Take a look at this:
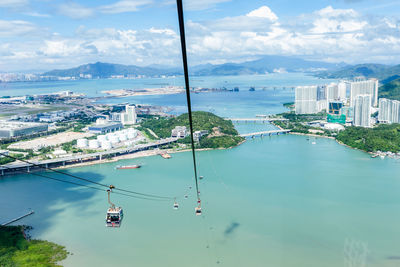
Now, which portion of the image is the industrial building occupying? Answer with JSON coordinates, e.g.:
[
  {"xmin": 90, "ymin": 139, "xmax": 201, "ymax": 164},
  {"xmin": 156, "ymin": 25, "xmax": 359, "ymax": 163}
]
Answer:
[
  {"xmin": 0, "ymin": 121, "xmax": 48, "ymax": 138},
  {"xmin": 88, "ymin": 122, "xmax": 123, "ymax": 134},
  {"xmin": 171, "ymin": 126, "xmax": 188, "ymax": 138}
]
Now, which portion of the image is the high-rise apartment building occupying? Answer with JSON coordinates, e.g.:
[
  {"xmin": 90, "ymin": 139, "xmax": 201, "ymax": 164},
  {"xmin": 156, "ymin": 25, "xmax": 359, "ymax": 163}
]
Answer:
[
  {"xmin": 121, "ymin": 104, "xmax": 137, "ymax": 125},
  {"xmin": 349, "ymin": 79, "xmax": 379, "ymax": 107},
  {"xmin": 378, "ymin": 98, "xmax": 400, "ymax": 123},
  {"xmin": 295, "ymin": 86, "xmax": 318, "ymax": 114},
  {"xmin": 353, "ymin": 95, "xmax": 372, "ymax": 127}
]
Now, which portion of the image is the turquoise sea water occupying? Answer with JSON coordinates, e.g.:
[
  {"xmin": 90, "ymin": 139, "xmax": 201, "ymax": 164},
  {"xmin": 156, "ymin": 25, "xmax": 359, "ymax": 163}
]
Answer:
[{"xmin": 1, "ymin": 74, "xmax": 400, "ymax": 266}]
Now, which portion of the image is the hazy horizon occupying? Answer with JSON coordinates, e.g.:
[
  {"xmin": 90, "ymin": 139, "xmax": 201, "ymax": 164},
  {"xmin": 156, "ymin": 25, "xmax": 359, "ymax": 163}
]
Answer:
[{"xmin": 1, "ymin": 0, "xmax": 400, "ymax": 71}]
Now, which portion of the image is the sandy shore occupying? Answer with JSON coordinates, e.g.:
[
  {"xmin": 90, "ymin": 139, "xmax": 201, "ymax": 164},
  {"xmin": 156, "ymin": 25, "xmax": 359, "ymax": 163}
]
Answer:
[
  {"xmin": 54, "ymin": 147, "xmax": 216, "ymax": 170},
  {"xmin": 289, "ymin": 132, "xmax": 335, "ymax": 140}
]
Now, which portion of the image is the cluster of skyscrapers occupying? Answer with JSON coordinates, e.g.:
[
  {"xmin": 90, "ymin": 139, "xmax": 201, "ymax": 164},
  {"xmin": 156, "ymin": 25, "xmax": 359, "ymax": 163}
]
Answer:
[{"xmin": 295, "ymin": 78, "xmax": 379, "ymax": 127}]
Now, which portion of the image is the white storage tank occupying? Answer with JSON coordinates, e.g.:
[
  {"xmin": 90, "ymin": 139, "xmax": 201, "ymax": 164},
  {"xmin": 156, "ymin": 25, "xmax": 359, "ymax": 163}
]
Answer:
[
  {"xmin": 101, "ymin": 140, "xmax": 112, "ymax": 150},
  {"xmin": 97, "ymin": 135, "xmax": 107, "ymax": 142},
  {"xmin": 127, "ymin": 131, "xmax": 138, "ymax": 139},
  {"xmin": 109, "ymin": 135, "xmax": 120, "ymax": 144},
  {"xmin": 118, "ymin": 133, "xmax": 128, "ymax": 142},
  {"xmin": 77, "ymin": 138, "xmax": 88, "ymax": 148},
  {"xmin": 88, "ymin": 140, "xmax": 100, "ymax": 149}
]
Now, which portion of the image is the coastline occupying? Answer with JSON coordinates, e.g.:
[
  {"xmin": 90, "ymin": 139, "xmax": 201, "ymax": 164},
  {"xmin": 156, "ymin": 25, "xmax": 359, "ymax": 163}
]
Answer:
[{"xmin": 53, "ymin": 147, "xmax": 222, "ymax": 170}]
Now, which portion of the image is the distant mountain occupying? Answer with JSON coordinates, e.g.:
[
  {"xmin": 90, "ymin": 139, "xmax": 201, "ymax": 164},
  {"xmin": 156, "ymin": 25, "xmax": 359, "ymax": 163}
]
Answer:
[
  {"xmin": 42, "ymin": 56, "xmax": 344, "ymax": 79},
  {"xmin": 192, "ymin": 56, "xmax": 343, "ymax": 76},
  {"xmin": 316, "ymin": 63, "xmax": 400, "ymax": 84},
  {"xmin": 379, "ymin": 78, "xmax": 400, "ymax": 100},
  {"xmin": 43, "ymin": 62, "xmax": 181, "ymax": 78}
]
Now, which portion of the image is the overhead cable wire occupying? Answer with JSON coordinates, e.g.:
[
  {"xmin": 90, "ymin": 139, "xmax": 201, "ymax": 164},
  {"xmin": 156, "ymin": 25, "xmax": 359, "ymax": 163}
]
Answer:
[
  {"xmin": 0, "ymin": 153, "xmax": 173, "ymax": 200},
  {"xmin": 0, "ymin": 164, "xmax": 169, "ymax": 202},
  {"xmin": 176, "ymin": 0, "xmax": 201, "ymax": 201}
]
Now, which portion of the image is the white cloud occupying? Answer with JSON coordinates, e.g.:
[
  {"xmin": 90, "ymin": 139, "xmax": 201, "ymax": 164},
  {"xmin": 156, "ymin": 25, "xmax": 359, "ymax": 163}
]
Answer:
[
  {"xmin": 99, "ymin": 0, "xmax": 152, "ymax": 14},
  {"xmin": 0, "ymin": 20, "xmax": 37, "ymax": 37},
  {"xmin": 3, "ymin": 4, "xmax": 400, "ymax": 71},
  {"xmin": 246, "ymin": 6, "xmax": 278, "ymax": 22},
  {"xmin": 184, "ymin": 0, "xmax": 231, "ymax": 11},
  {"xmin": 24, "ymin": 12, "xmax": 51, "ymax": 18},
  {"xmin": 58, "ymin": 2, "xmax": 94, "ymax": 19},
  {"xmin": 0, "ymin": 0, "xmax": 29, "ymax": 8}
]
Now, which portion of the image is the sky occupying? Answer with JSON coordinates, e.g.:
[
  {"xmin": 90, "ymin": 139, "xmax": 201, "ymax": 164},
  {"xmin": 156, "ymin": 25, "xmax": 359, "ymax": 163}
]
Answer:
[{"xmin": 1, "ymin": 0, "xmax": 400, "ymax": 72}]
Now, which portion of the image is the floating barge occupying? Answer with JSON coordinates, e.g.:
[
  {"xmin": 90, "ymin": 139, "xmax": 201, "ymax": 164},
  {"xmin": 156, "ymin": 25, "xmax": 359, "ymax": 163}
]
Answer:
[{"xmin": 116, "ymin": 165, "xmax": 141, "ymax": 170}]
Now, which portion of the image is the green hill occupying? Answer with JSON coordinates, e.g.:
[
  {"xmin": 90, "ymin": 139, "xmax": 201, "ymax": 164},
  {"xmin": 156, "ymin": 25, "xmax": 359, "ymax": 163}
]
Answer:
[
  {"xmin": 0, "ymin": 225, "xmax": 68, "ymax": 266},
  {"xmin": 336, "ymin": 124, "xmax": 400, "ymax": 153},
  {"xmin": 316, "ymin": 63, "xmax": 400, "ymax": 83},
  {"xmin": 379, "ymin": 78, "xmax": 400, "ymax": 100},
  {"xmin": 140, "ymin": 111, "xmax": 244, "ymax": 149}
]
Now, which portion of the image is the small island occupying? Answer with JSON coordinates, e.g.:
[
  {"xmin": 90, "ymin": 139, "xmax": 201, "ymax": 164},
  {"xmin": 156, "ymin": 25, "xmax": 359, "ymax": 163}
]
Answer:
[
  {"xmin": 140, "ymin": 111, "xmax": 244, "ymax": 149},
  {"xmin": 0, "ymin": 225, "xmax": 68, "ymax": 266}
]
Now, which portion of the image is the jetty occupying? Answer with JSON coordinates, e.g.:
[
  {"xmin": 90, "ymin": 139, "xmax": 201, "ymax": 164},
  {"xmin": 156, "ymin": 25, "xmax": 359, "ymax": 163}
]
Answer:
[{"xmin": 1, "ymin": 210, "xmax": 35, "ymax": 226}]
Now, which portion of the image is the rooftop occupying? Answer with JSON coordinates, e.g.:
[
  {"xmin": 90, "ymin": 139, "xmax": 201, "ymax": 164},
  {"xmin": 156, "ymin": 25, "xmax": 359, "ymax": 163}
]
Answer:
[{"xmin": 0, "ymin": 121, "xmax": 47, "ymax": 130}]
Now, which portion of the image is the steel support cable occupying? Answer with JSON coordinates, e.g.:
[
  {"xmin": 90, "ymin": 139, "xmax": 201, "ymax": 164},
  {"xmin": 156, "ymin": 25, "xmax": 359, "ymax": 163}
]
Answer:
[
  {"xmin": 0, "ymin": 164, "xmax": 169, "ymax": 202},
  {"xmin": 0, "ymin": 153, "xmax": 173, "ymax": 200},
  {"xmin": 176, "ymin": 0, "xmax": 201, "ymax": 201}
]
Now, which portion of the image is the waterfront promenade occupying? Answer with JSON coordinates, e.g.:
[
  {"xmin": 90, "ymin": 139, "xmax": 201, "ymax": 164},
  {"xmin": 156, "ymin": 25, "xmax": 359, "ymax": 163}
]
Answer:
[{"xmin": 0, "ymin": 137, "xmax": 179, "ymax": 176}]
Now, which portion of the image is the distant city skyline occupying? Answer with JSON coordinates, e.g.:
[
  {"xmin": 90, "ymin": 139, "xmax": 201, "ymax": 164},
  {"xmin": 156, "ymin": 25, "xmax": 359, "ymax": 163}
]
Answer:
[{"xmin": 1, "ymin": 0, "xmax": 400, "ymax": 71}]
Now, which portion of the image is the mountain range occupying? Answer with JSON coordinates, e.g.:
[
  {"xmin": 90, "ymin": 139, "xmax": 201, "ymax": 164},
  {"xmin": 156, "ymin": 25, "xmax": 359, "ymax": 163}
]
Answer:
[
  {"xmin": 42, "ymin": 56, "xmax": 345, "ymax": 78},
  {"xmin": 316, "ymin": 63, "xmax": 400, "ymax": 84}
]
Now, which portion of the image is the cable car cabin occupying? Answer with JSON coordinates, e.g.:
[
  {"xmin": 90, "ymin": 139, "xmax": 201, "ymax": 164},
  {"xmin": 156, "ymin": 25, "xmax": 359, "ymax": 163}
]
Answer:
[
  {"xmin": 106, "ymin": 207, "xmax": 123, "ymax": 227},
  {"xmin": 195, "ymin": 206, "xmax": 202, "ymax": 216}
]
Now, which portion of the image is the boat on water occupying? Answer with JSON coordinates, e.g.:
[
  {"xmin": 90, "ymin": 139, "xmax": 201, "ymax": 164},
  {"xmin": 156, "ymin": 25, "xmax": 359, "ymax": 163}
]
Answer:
[
  {"xmin": 160, "ymin": 153, "xmax": 172, "ymax": 159},
  {"xmin": 116, "ymin": 165, "xmax": 141, "ymax": 170}
]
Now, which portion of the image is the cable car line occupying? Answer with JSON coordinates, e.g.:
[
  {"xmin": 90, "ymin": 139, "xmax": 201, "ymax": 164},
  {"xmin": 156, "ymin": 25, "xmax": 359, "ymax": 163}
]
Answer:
[
  {"xmin": 0, "ymin": 153, "xmax": 174, "ymax": 200},
  {"xmin": 176, "ymin": 0, "xmax": 201, "ymax": 203},
  {"xmin": 0, "ymin": 163, "xmax": 170, "ymax": 202}
]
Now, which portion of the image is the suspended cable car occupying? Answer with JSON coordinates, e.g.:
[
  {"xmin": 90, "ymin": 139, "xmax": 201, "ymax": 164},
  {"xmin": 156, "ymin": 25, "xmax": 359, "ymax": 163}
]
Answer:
[
  {"xmin": 195, "ymin": 204, "xmax": 202, "ymax": 216},
  {"xmin": 106, "ymin": 186, "xmax": 124, "ymax": 227},
  {"xmin": 173, "ymin": 199, "xmax": 179, "ymax": 210}
]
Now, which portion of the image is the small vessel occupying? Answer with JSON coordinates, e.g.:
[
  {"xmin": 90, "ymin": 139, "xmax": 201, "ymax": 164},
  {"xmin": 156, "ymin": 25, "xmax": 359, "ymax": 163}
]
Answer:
[
  {"xmin": 199, "ymin": 176, "xmax": 204, "ymax": 180},
  {"xmin": 312, "ymin": 142, "xmax": 316, "ymax": 145},
  {"xmin": 371, "ymin": 154, "xmax": 378, "ymax": 158},
  {"xmin": 249, "ymin": 87, "xmax": 255, "ymax": 91},
  {"xmin": 160, "ymin": 153, "xmax": 172, "ymax": 159},
  {"xmin": 116, "ymin": 165, "xmax": 141, "ymax": 169}
]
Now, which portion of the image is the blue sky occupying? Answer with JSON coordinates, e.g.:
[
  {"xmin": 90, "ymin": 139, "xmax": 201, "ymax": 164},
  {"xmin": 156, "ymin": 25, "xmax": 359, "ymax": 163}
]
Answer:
[{"xmin": 1, "ymin": 0, "xmax": 400, "ymax": 71}]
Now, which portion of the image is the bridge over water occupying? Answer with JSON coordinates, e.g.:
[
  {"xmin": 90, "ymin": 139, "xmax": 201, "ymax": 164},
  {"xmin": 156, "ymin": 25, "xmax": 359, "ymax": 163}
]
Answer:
[
  {"xmin": 226, "ymin": 118, "xmax": 288, "ymax": 123},
  {"xmin": 240, "ymin": 129, "xmax": 290, "ymax": 138}
]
